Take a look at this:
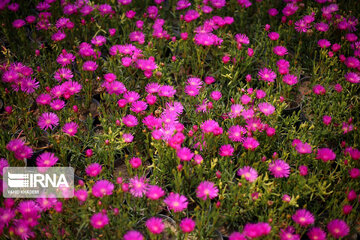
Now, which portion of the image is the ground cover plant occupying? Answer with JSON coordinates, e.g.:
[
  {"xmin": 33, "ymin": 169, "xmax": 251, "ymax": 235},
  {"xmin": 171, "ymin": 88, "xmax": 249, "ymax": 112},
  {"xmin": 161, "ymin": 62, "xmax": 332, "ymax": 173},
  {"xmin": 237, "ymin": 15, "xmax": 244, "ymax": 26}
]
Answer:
[{"xmin": 0, "ymin": 0, "xmax": 359, "ymax": 239}]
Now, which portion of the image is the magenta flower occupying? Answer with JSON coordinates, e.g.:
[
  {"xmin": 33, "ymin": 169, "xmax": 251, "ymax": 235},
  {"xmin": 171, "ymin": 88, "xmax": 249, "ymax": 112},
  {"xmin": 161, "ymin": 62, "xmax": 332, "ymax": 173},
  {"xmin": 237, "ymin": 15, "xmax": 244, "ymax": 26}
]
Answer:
[
  {"xmin": 316, "ymin": 148, "xmax": 336, "ymax": 162},
  {"xmin": 219, "ymin": 144, "xmax": 234, "ymax": 157},
  {"xmin": 146, "ymin": 185, "xmax": 165, "ymax": 200},
  {"xmin": 313, "ymin": 85, "xmax": 326, "ymax": 95},
  {"xmin": 129, "ymin": 176, "xmax": 148, "ymax": 197},
  {"xmin": 177, "ymin": 147, "xmax": 194, "ymax": 161},
  {"xmin": 282, "ymin": 74, "xmax": 298, "ymax": 85},
  {"xmin": 36, "ymin": 152, "xmax": 58, "ymax": 169},
  {"xmin": 129, "ymin": 157, "xmax": 142, "ymax": 169},
  {"xmin": 146, "ymin": 217, "xmax": 164, "ymax": 235},
  {"xmin": 85, "ymin": 163, "xmax": 102, "ymax": 177},
  {"xmin": 243, "ymin": 222, "xmax": 271, "ymax": 238},
  {"xmin": 237, "ymin": 166, "xmax": 258, "ymax": 182},
  {"xmin": 180, "ymin": 218, "xmax": 196, "ymax": 233},
  {"xmin": 122, "ymin": 115, "xmax": 138, "ymax": 127},
  {"xmin": 164, "ymin": 192, "xmax": 188, "ymax": 212},
  {"xmin": 268, "ymin": 160, "xmax": 290, "ymax": 178},
  {"xmin": 229, "ymin": 232, "xmax": 246, "ymax": 240},
  {"xmin": 295, "ymin": 142, "xmax": 312, "ymax": 154},
  {"xmin": 258, "ymin": 102, "xmax": 275, "ymax": 116},
  {"xmin": 327, "ymin": 219, "xmax": 349, "ymax": 239},
  {"xmin": 228, "ymin": 125, "xmax": 246, "ymax": 142},
  {"xmin": 38, "ymin": 112, "xmax": 59, "ymax": 130},
  {"xmin": 273, "ymin": 46, "xmax": 288, "ymax": 56},
  {"xmin": 344, "ymin": 72, "xmax": 360, "ymax": 84},
  {"xmin": 196, "ymin": 181, "xmax": 219, "ymax": 200},
  {"xmin": 201, "ymin": 120, "xmax": 219, "ymax": 133},
  {"xmin": 307, "ymin": 227, "xmax": 326, "ymax": 240},
  {"xmin": 92, "ymin": 180, "xmax": 114, "ymax": 198},
  {"xmin": 75, "ymin": 189, "xmax": 88, "ymax": 202},
  {"xmin": 258, "ymin": 68, "xmax": 276, "ymax": 82},
  {"xmin": 243, "ymin": 137, "xmax": 260, "ymax": 151},
  {"xmin": 62, "ymin": 122, "xmax": 78, "ymax": 136},
  {"xmin": 123, "ymin": 230, "xmax": 144, "ymax": 240},
  {"xmin": 82, "ymin": 61, "xmax": 98, "ymax": 71},
  {"xmin": 292, "ymin": 209, "xmax": 315, "ymax": 227},
  {"xmin": 90, "ymin": 213, "xmax": 109, "ymax": 229}
]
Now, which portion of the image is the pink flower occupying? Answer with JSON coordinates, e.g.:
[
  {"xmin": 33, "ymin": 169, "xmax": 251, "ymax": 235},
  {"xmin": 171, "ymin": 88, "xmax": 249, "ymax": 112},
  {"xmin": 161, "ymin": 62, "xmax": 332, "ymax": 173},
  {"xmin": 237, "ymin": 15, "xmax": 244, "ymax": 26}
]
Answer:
[
  {"xmin": 344, "ymin": 72, "xmax": 360, "ymax": 84},
  {"xmin": 299, "ymin": 165, "xmax": 308, "ymax": 176},
  {"xmin": 268, "ymin": 32, "xmax": 279, "ymax": 40},
  {"xmin": 123, "ymin": 133, "xmax": 134, "ymax": 143},
  {"xmin": 243, "ymin": 137, "xmax": 260, "ymax": 151},
  {"xmin": 323, "ymin": 115, "xmax": 332, "ymax": 125},
  {"xmin": 295, "ymin": 142, "xmax": 312, "ymax": 154},
  {"xmin": 129, "ymin": 157, "xmax": 142, "ymax": 169},
  {"xmin": 38, "ymin": 112, "xmax": 59, "ymax": 130},
  {"xmin": 62, "ymin": 122, "xmax": 78, "ymax": 136},
  {"xmin": 282, "ymin": 74, "xmax": 298, "ymax": 85},
  {"xmin": 164, "ymin": 192, "xmax": 188, "ymax": 212},
  {"xmin": 90, "ymin": 213, "xmax": 109, "ymax": 229},
  {"xmin": 75, "ymin": 189, "xmax": 88, "ymax": 202},
  {"xmin": 146, "ymin": 217, "xmax": 164, "ymax": 234},
  {"xmin": 122, "ymin": 115, "xmax": 138, "ymax": 127},
  {"xmin": 92, "ymin": 180, "xmax": 114, "ymax": 198},
  {"xmin": 146, "ymin": 185, "xmax": 165, "ymax": 200},
  {"xmin": 219, "ymin": 144, "xmax": 234, "ymax": 157},
  {"xmin": 268, "ymin": 160, "xmax": 290, "ymax": 178},
  {"xmin": 318, "ymin": 39, "xmax": 331, "ymax": 48},
  {"xmin": 184, "ymin": 9, "xmax": 200, "ymax": 22},
  {"xmin": 129, "ymin": 176, "xmax": 148, "ymax": 197},
  {"xmin": 273, "ymin": 46, "xmax": 288, "ymax": 56},
  {"xmin": 180, "ymin": 218, "xmax": 196, "ymax": 233},
  {"xmin": 85, "ymin": 163, "xmax": 102, "ymax": 177},
  {"xmin": 123, "ymin": 230, "xmax": 144, "ymax": 240},
  {"xmin": 258, "ymin": 68, "xmax": 276, "ymax": 82},
  {"xmin": 313, "ymin": 84, "xmax": 326, "ymax": 95},
  {"xmin": 258, "ymin": 102, "xmax": 275, "ymax": 116},
  {"xmin": 327, "ymin": 219, "xmax": 349, "ymax": 239},
  {"xmin": 177, "ymin": 147, "xmax": 194, "ymax": 161},
  {"xmin": 82, "ymin": 61, "xmax": 98, "ymax": 71},
  {"xmin": 228, "ymin": 125, "xmax": 246, "ymax": 142},
  {"xmin": 307, "ymin": 227, "xmax": 326, "ymax": 240},
  {"xmin": 292, "ymin": 209, "xmax": 315, "ymax": 227},
  {"xmin": 237, "ymin": 166, "xmax": 258, "ymax": 182},
  {"xmin": 36, "ymin": 152, "xmax": 58, "ymax": 169},
  {"xmin": 243, "ymin": 222, "xmax": 271, "ymax": 238},
  {"xmin": 316, "ymin": 148, "xmax": 336, "ymax": 162},
  {"xmin": 349, "ymin": 168, "xmax": 360, "ymax": 178},
  {"xmin": 201, "ymin": 120, "xmax": 219, "ymax": 134},
  {"xmin": 196, "ymin": 181, "xmax": 219, "ymax": 200}
]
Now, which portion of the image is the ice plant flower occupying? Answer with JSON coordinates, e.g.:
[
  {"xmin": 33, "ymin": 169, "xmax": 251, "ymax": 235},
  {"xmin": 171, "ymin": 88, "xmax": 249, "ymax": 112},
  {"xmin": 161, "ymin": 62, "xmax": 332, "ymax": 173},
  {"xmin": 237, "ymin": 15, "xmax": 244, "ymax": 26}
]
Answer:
[
  {"xmin": 146, "ymin": 185, "xmax": 165, "ymax": 200},
  {"xmin": 85, "ymin": 163, "xmax": 102, "ymax": 177},
  {"xmin": 307, "ymin": 227, "xmax": 326, "ymax": 240},
  {"xmin": 92, "ymin": 180, "xmax": 114, "ymax": 198},
  {"xmin": 258, "ymin": 102, "xmax": 275, "ymax": 116},
  {"xmin": 243, "ymin": 137, "xmax": 260, "ymax": 150},
  {"xmin": 196, "ymin": 181, "xmax": 219, "ymax": 200},
  {"xmin": 90, "ymin": 213, "xmax": 109, "ymax": 229},
  {"xmin": 316, "ymin": 148, "xmax": 336, "ymax": 162},
  {"xmin": 129, "ymin": 176, "xmax": 148, "ymax": 197},
  {"xmin": 327, "ymin": 219, "xmax": 349, "ymax": 239},
  {"xmin": 145, "ymin": 217, "xmax": 164, "ymax": 235},
  {"xmin": 36, "ymin": 152, "xmax": 58, "ymax": 170},
  {"xmin": 237, "ymin": 166, "xmax": 258, "ymax": 182},
  {"xmin": 62, "ymin": 122, "xmax": 78, "ymax": 136},
  {"xmin": 38, "ymin": 112, "xmax": 59, "ymax": 130},
  {"xmin": 292, "ymin": 209, "xmax": 315, "ymax": 227},
  {"xmin": 258, "ymin": 68, "xmax": 276, "ymax": 82},
  {"xmin": 268, "ymin": 160, "xmax": 290, "ymax": 178},
  {"xmin": 164, "ymin": 192, "xmax": 188, "ymax": 212},
  {"xmin": 179, "ymin": 218, "xmax": 196, "ymax": 233},
  {"xmin": 123, "ymin": 230, "xmax": 144, "ymax": 240}
]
